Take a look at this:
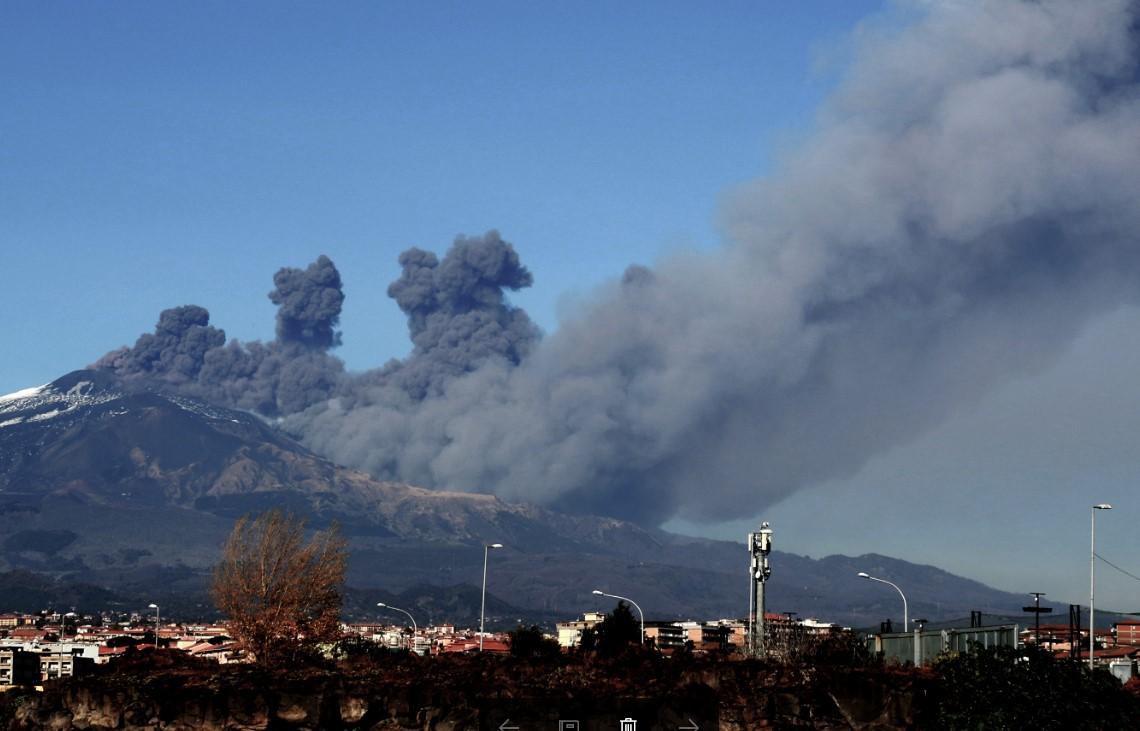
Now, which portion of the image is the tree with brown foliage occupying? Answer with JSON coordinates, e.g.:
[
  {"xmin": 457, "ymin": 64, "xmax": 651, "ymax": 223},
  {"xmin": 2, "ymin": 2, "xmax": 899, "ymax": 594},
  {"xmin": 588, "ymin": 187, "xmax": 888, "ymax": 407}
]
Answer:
[{"xmin": 211, "ymin": 510, "xmax": 347, "ymax": 666}]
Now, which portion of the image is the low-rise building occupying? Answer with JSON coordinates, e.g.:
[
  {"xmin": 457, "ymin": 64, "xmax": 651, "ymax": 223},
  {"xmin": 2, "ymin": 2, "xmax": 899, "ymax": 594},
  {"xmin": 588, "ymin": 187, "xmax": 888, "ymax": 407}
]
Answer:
[
  {"xmin": 0, "ymin": 641, "xmax": 101, "ymax": 663},
  {"xmin": 7, "ymin": 628, "xmax": 51, "ymax": 643},
  {"xmin": 800, "ymin": 618, "xmax": 843, "ymax": 634},
  {"xmin": 1023, "ymin": 622, "xmax": 1083, "ymax": 651},
  {"xmin": 644, "ymin": 622, "xmax": 685, "ymax": 651},
  {"xmin": 711, "ymin": 619, "xmax": 746, "ymax": 649},
  {"xmin": 440, "ymin": 637, "xmax": 509, "ymax": 654},
  {"xmin": 0, "ymin": 615, "xmax": 35, "ymax": 630},
  {"xmin": 0, "ymin": 648, "xmax": 39, "ymax": 686},
  {"xmin": 682, "ymin": 622, "xmax": 730, "ymax": 652},
  {"xmin": 556, "ymin": 612, "xmax": 606, "ymax": 648},
  {"xmin": 39, "ymin": 652, "xmax": 94, "ymax": 682},
  {"xmin": 186, "ymin": 640, "xmax": 244, "ymax": 664},
  {"xmin": 1116, "ymin": 620, "xmax": 1140, "ymax": 646}
]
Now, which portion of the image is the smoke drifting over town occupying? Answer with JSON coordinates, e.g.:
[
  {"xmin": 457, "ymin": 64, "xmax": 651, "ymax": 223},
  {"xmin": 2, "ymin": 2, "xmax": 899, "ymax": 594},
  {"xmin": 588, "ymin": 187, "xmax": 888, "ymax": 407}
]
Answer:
[{"xmin": 95, "ymin": 0, "xmax": 1140, "ymax": 525}]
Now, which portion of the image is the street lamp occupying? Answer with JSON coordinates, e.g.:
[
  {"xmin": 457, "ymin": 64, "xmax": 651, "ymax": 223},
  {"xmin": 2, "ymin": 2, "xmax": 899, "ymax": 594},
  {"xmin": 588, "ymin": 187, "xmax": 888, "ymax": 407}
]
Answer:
[
  {"xmin": 858, "ymin": 572, "xmax": 908, "ymax": 633},
  {"xmin": 480, "ymin": 543, "xmax": 503, "ymax": 651},
  {"xmin": 377, "ymin": 602, "xmax": 418, "ymax": 651},
  {"xmin": 1091, "ymin": 503, "xmax": 1112, "ymax": 669},
  {"xmin": 147, "ymin": 603, "xmax": 159, "ymax": 649},
  {"xmin": 593, "ymin": 589, "xmax": 644, "ymax": 645}
]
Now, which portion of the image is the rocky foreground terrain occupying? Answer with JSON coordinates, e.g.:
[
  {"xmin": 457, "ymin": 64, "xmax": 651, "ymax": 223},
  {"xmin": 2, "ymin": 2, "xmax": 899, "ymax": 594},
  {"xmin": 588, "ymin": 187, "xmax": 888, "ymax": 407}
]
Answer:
[
  {"xmin": 0, "ymin": 651, "xmax": 930, "ymax": 731},
  {"xmin": 6, "ymin": 641, "xmax": 1140, "ymax": 730}
]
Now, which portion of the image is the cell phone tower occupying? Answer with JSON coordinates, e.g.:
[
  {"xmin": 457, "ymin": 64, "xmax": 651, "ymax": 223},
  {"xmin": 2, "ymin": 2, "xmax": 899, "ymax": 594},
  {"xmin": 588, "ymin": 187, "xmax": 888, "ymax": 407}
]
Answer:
[{"xmin": 747, "ymin": 522, "xmax": 773, "ymax": 656}]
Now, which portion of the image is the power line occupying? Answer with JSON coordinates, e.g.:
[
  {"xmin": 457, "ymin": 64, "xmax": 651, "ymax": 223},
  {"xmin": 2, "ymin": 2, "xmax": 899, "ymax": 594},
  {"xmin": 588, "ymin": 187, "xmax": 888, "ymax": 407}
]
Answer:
[{"xmin": 1095, "ymin": 552, "xmax": 1140, "ymax": 584}]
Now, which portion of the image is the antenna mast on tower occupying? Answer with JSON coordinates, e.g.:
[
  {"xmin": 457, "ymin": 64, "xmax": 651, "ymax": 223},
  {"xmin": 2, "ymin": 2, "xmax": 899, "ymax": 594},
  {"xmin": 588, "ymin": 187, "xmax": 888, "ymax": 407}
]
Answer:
[{"xmin": 748, "ymin": 522, "xmax": 773, "ymax": 655}]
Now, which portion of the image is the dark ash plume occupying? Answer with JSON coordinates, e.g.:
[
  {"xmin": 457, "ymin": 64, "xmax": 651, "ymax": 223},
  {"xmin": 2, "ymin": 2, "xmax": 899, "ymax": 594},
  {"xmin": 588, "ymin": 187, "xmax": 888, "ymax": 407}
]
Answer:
[
  {"xmin": 94, "ymin": 0, "xmax": 1140, "ymax": 527},
  {"xmin": 284, "ymin": 0, "xmax": 1140, "ymax": 524},
  {"xmin": 270, "ymin": 254, "xmax": 344, "ymax": 349},
  {"xmin": 93, "ymin": 234, "xmax": 538, "ymax": 416},
  {"xmin": 94, "ymin": 305, "xmax": 226, "ymax": 385},
  {"xmin": 94, "ymin": 258, "xmax": 347, "ymax": 417},
  {"xmin": 196, "ymin": 340, "xmax": 345, "ymax": 417},
  {"xmin": 385, "ymin": 231, "xmax": 539, "ymax": 398}
]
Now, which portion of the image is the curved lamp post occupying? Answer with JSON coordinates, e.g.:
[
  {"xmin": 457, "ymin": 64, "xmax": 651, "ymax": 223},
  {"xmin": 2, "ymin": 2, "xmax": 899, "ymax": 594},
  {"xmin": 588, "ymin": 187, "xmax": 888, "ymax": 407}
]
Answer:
[
  {"xmin": 1091, "ymin": 503, "xmax": 1112, "ymax": 668},
  {"xmin": 593, "ymin": 589, "xmax": 644, "ymax": 645},
  {"xmin": 480, "ymin": 543, "xmax": 503, "ymax": 651},
  {"xmin": 377, "ymin": 602, "xmax": 417, "ymax": 650},
  {"xmin": 147, "ymin": 603, "xmax": 160, "ymax": 649},
  {"xmin": 857, "ymin": 572, "xmax": 907, "ymax": 633}
]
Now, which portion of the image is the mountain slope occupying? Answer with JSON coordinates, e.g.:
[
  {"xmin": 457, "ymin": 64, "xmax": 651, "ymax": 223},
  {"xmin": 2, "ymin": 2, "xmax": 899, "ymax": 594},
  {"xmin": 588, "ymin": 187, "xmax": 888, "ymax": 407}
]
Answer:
[
  {"xmin": 0, "ymin": 370, "xmax": 1060, "ymax": 627},
  {"xmin": 0, "ymin": 370, "xmax": 663, "ymax": 550}
]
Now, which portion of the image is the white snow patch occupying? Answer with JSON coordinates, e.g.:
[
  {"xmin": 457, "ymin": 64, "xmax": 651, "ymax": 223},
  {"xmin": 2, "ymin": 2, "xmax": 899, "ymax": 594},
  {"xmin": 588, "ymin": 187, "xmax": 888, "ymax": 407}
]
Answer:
[
  {"xmin": 27, "ymin": 409, "xmax": 62, "ymax": 422},
  {"xmin": 66, "ymin": 381, "xmax": 93, "ymax": 398},
  {"xmin": 0, "ymin": 385, "xmax": 46, "ymax": 404},
  {"xmin": 0, "ymin": 417, "xmax": 24, "ymax": 428}
]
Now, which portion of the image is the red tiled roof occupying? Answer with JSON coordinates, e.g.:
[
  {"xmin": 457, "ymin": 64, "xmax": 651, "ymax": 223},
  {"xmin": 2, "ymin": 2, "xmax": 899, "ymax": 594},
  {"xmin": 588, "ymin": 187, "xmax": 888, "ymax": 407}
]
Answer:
[
  {"xmin": 441, "ymin": 639, "xmax": 509, "ymax": 654},
  {"xmin": 189, "ymin": 642, "xmax": 238, "ymax": 656},
  {"xmin": 1067, "ymin": 646, "xmax": 1140, "ymax": 660}
]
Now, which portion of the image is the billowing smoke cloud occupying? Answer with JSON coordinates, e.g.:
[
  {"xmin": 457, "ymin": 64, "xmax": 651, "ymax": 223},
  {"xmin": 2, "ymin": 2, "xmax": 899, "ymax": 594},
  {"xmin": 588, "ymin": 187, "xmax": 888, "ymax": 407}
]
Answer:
[
  {"xmin": 270, "ymin": 254, "xmax": 344, "ymax": 349},
  {"xmin": 96, "ymin": 0, "xmax": 1140, "ymax": 526},
  {"xmin": 95, "ymin": 306, "xmax": 226, "ymax": 385},
  {"xmin": 95, "ymin": 258, "xmax": 348, "ymax": 417},
  {"xmin": 93, "ymin": 232, "xmax": 536, "ymax": 417},
  {"xmin": 384, "ymin": 231, "xmax": 540, "ymax": 399}
]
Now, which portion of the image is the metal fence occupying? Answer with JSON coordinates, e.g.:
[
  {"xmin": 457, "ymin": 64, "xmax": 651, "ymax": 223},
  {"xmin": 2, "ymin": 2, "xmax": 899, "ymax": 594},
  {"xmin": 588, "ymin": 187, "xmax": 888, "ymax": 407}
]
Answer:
[{"xmin": 866, "ymin": 624, "xmax": 1020, "ymax": 666}]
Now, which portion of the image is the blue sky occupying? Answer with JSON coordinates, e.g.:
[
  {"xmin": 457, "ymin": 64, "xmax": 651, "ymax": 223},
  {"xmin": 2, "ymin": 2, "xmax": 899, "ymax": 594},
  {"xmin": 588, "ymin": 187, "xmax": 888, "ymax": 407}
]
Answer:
[
  {"xmin": 2, "ymin": 1, "xmax": 879, "ymax": 392},
  {"xmin": 6, "ymin": 1, "xmax": 1140, "ymax": 613}
]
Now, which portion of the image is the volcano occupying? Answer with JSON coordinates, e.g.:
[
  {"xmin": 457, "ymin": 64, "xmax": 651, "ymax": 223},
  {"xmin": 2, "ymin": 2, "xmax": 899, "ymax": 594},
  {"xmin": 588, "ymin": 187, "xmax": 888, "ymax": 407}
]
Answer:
[{"xmin": 0, "ymin": 370, "xmax": 1052, "ymax": 626}]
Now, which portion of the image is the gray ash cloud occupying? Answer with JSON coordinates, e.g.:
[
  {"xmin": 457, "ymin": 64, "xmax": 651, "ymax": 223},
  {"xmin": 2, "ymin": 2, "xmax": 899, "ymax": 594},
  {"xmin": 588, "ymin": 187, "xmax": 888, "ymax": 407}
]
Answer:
[
  {"xmin": 93, "ymin": 232, "xmax": 537, "ymax": 418},
  {"xmin": 385, "ymin": 231, "xmax": 540, "ymax": 399},
  {"xmin": 94, "ymin": 260, "xmax": 348, "ymax": 417},
  {"xmin": 94, "ymin": 306, "xmax": 226, "ymax": 385},
  {"xmin": 270, "ymin": 254, "xmax": 345, "ymax": 349},
  {"xmin": 94, "ymin": 0, "xmax": 1140, "ymax": 525}
]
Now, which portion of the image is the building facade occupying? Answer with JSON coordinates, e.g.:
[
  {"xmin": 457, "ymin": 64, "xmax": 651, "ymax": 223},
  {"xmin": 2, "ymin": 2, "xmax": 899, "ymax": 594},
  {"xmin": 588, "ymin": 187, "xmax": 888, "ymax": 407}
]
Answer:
[{"xmin": 0, "ymin": 649, "xmax": 39, "ymax": 686}]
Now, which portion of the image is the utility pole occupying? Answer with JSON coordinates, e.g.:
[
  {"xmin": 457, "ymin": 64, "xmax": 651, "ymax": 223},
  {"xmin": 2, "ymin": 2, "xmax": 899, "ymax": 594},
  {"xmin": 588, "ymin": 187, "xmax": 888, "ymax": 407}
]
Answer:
[
  {"xmin": 1069, "ymin": 605, "xmax": 1082, "ymax": 661},
  {"xmin": 747, "ymin": 522, "xmax": 772, "ymax": 656},
  {"xmin": 1022, "ymin": 592, "xmax": 1052, "ymax": 651}
]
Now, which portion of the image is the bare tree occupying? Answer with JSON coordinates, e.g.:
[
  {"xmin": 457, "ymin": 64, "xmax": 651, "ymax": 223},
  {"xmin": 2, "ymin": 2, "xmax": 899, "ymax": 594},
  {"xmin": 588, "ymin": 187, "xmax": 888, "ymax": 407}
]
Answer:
[{"xmin": 211, "ymin": 509, "xmax": 347, "ymax": 666}]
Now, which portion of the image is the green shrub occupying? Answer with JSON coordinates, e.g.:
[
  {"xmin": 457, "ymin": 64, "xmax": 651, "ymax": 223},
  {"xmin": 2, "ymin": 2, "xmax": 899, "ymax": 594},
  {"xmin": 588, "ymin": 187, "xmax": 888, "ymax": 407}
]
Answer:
[{"xmin": 932, "ymin": 644, "xmax": 1139, "ymax": 730}]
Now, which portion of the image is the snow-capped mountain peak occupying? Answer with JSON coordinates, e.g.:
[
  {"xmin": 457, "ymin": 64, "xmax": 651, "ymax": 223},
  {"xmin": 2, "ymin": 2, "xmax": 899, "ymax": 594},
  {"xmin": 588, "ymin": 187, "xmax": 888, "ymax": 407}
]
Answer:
[{"xmin": 0, "ymin": 371, "xmax": 123, "ymax": 427}]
